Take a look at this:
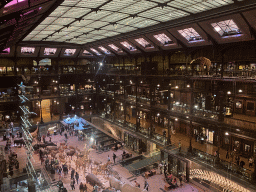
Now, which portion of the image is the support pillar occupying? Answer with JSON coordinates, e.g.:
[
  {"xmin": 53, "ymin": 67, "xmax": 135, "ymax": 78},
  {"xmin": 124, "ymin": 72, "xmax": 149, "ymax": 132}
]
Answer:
[
  {"xmin": 160, "ymin": 150, "xmax": 165, "ymax": 162},
  {"xmin": 40, "ymin": 100, "xmax": 43, "ymax": 124}
]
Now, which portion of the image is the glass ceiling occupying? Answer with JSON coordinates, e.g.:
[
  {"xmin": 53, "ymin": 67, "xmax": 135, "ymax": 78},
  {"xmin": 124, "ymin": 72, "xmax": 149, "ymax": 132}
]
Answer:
[
  {"xmin": 178, "ymin": 28, "xmax": 204, "ymax": 42},
  {"xmin": 22, "ymin": 0, "xmax": 234, "ymax": 45},
  {"xmin": 108, "ymin": 44, "xmax": 123, "ymax": 53},
  {"xmin": 99, "ymin": 46, "xmax": 111, "ymax": 54},
  {"xmin": 154, "ymin": 33, "xmax": 173, "ymax": 46},
  {"xmin": 90, "ymin": 48, "xmax": 101, "ymax": 55},
  {"xmin": 135, "ymin": 38, "xmax": 154, "ymax": 48},
  {"xmin": 211, "ymin": 19, "xmax": 241, "ymax": 37},
  {"xmin": 120, "ymin": 41, "xmax": 137, "ymax": 51}
]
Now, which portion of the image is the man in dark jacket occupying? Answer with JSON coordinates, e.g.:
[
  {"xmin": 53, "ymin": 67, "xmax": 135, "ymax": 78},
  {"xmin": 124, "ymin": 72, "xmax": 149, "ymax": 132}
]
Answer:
[
  {"xmin": 71, "ymin": 168, "xmax": 75, "ymax": 179},
  {"xmin": 75, "ymin": 172, "xmax": 79, "ymax": 184}
]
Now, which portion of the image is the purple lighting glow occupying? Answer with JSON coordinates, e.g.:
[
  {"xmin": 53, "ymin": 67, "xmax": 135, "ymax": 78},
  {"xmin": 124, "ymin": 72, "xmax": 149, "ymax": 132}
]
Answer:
[
  {"xmin": 5, "ymin": 0, "xmax": 25, "ymax": 8},
  {"xmin": 0, "ymin": 48, "xmax": 10, "ymax": 55},
  {"xmin": 64, "ymin": 49, "xmax": 76, "ymax": 56},
  {"xmin": 21, "ymin": 47, "xmax": 35, "ymax": 55}
]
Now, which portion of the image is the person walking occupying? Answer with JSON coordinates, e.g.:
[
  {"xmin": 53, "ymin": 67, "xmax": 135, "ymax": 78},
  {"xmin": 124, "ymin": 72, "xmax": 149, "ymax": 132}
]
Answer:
[
  {"xmin": 70, "ymin": 178, "xmax": 75, "ymax": 190},
  {"xmin": 135, "ymin": 181, "xmax": 140, "ymax": 188},
  {"xmin": 178, "ymin": 141, "xmax": 181, "ymax": 153},
  {"xmin": 113, "ymin": 153, "xmax": 116, "ymax": 164},
  {"xmin": 58, "ymin": 166, "xmax": 62, "ymax": 179},
  {"xmin": 83, "ymin": 183, "xmax": 87, "ymax": 192},
  {"xmin": 75, "ymin": 172, "xmax": 79, "ymax": 184},
  {"xmin": 144, "ymin": 180, "xmax": 149, "ymax": 191},
  {"xmin": 226, "ymin": 150, "xmax": 229, "ymax": 159},
  {"xmin": 107, "ymin": 155, "xmax": 110, "ymax": 162},
  {"xmin": 79, "ymin": 182, "xmax": 84, "ymax": 192},
  {"xmin": 71, "ymin": 168, "xmax": 75, "ymax": 179}
]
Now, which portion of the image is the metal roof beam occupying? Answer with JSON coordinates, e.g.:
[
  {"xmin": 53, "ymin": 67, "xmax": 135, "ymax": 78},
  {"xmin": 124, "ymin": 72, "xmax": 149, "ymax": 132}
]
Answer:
[
  {"xmin": 240, "ymin": 12, "xmax": 256, "ymax": 39},
  {"xmin": 165, "ymin": 30, "xmax": 187, "ymax": 49},
  {"xmin": 196, "ymin": 22, "xmax": 218, "ymax": 47}
]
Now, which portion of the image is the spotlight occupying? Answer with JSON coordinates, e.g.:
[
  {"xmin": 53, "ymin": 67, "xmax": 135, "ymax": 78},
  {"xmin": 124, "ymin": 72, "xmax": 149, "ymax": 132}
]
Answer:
[{"xmin": 99, "ymin": 62, "xmax": 103, "ymax": 66}]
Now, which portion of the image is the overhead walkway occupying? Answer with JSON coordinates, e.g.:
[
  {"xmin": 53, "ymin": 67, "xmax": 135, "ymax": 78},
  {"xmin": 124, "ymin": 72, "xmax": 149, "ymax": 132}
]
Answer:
[{"xmin": 124, "ymin": 152, "xmax": 168, "ymax": 175}]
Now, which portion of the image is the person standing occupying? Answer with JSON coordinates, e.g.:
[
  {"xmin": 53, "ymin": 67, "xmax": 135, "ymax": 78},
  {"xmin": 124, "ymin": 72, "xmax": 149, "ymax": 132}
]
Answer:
[
  {"xmin": 113, "ymin": 153, "xmax": 116, "ymax": 164},
  {"xmin": 42, "ymin": 135, "xmax": 46, "ymax": 143},
  {"xmin": 144, "ymin": 180, "xmax": 149, "ymax": 191},
  {"xmin": 93, "ymin": 184, "xmax": 98, "ymax": 192},
  {"xmin": 70, "ymin": 178, "xmax": 75, "ymax": 190},
  {"xmin": 178, "ymin": 141, "xmax": 181, "ymax": 153},
  {"xmin": 249, "ymin": 157, "xmax": 254, "ymax": 168},
  {"xmin": 236, "ymin": 156, "xmax": 240, "ymax": 166},
  {"xmin": 75, "ymin": 172, "xmax": 79, "ymax": 184},
  {"xmin": 159, "ymin": 162, "xmax": 163, "ymax": 174},
  {"xmin": 107, "ymin": 155, "xmax": 110, "ymax": 162},
  {"xmin": 226, "ymin": 150, "xmax": 229, "ymax": 159}
]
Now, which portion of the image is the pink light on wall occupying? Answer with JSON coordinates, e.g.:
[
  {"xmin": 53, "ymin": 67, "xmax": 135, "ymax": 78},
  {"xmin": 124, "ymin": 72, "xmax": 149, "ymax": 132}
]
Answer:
[
  {"xmin": 4, "ymin": 0, "xmax": 26, "ymax": 8},
  {"xmin": 0, "ymin": 48, "xmax": 10, "ymax": 54}
]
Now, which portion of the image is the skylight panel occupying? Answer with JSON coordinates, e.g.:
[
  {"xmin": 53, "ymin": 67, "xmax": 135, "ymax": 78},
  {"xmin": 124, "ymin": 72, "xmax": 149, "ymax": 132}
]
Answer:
[
  {"xmin": 99, "ymin": 46, "xmax": 111, "ymax": 54},
  {"xmin": 0, "ymin": 47, "xmax": 10, "ymax": 55},
  {"xmin": 92, "ymin": 36, "xmax": 106, "ymax": 40},
  {"xmin": 131, "ymin": 20, "xmax": 159, "ymax": 28},
  {"xmin": 90, "ymin": 48, "xmax": 102, "ymax": 55},
  {"xmin": 120, "ymin": 1, "xmax": 156, "ymax": 14},
  {"xmin": 61, "ymin": 0, "xmax": 78, "ymax": 6},
  {"xmin": 101, "ymin": 0, "xmax": 133, "ymax": 11},
  {"xmin": 64, "ymin": 49, "xmax": 76, "ymax": 56},
  {"xmin": 49, "ymin": 6, "xmax": 70, "ymax": 17},
  {"xmin": 82, "ymin": 50, "xmax": 93, "ymax": 56},
  {"xmin": 104, "ymin": 31, "xmax": 120, "ymax": 37},
  {"xmin": 52, "ymin": 18, "xmax": 74, "ymax": 25},
  {"xmin": 86, "ymin": 21, "xmax": 109, "ymax": 29},
  {"xmin": 117, "ymin": 17, "xmax": 145, "ymax": 26},
  {"xmin": 38, "ymin": 31, "xmax": 54, "ymax": 35},
  {"xmin": 21, "ymin": 47, "xmax": 35, "ymax": 55},
  {"xmin": 120, "ymin": 41, "xmax": 137, "ymax": 51},
  {"xmin": 77, "ymin": 0, "xmax": 108, "ymax": 8},
  {"xmin": 44, "ymin": 48, "xmax": 57, "ymax": 56},
  {"xmin": 116, "ymin": 26, "xmax": 136, "ymax": 33},
  {"xmin": 135, "ymin": 38, "xmax": 154, "ymax": 49},
  {"xmin": 44, "ymin": 25, "xmax": 63, "ymax": 31},
  {"xmin": 211, "ymin": 19, "xmax": 242, "ymax": 37},
  {"xmin": 41, "ymin": 17, "xmax": 57, "ymax": 25},
  {"xmin": 84, "ymin": 10, "xmax": 112, "ymax": 20},
  {"xmin": 62, "ymin": 7, "xmax": 90, "ymax": 18},
  {"xmin": 178, "ymin": 28, "xmax": 204, "ymax": 42},
  {"xmin": 33, "ymin": 25, "xmax": 47, "ymax": 31},
  {"xmin": 154, "ymin": 33, "xmax": 173, "ymax": 46},
  {"xmin": 109, "ymin": 44, "xmax": 123, "ymax": 53},
  {"xmin": 101, "ymin": 13, "xmax": 128, "ymax": 23}
]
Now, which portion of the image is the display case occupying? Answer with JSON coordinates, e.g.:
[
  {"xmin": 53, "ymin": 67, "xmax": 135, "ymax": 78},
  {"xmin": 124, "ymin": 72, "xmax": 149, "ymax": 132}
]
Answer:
[
  {"xmin": 234, "ymin": 100, "xmax": 243, "ymax": 114},
  {"xmin": 246, "ymin": 101, "xmax": 255, "ymax": 116}
]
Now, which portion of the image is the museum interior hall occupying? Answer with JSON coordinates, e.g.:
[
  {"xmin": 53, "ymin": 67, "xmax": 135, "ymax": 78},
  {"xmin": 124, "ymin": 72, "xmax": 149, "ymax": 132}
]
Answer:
[{"xmin": 1, "ymin": 0, "xmax": 256, "ymax": 191}]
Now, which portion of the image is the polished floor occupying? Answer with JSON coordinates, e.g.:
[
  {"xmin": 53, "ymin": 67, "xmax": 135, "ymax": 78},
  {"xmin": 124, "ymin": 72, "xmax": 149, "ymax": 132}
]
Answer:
[{"xmin": 1, "ymin": 132, "xmax": 200, "ymax": 192}]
